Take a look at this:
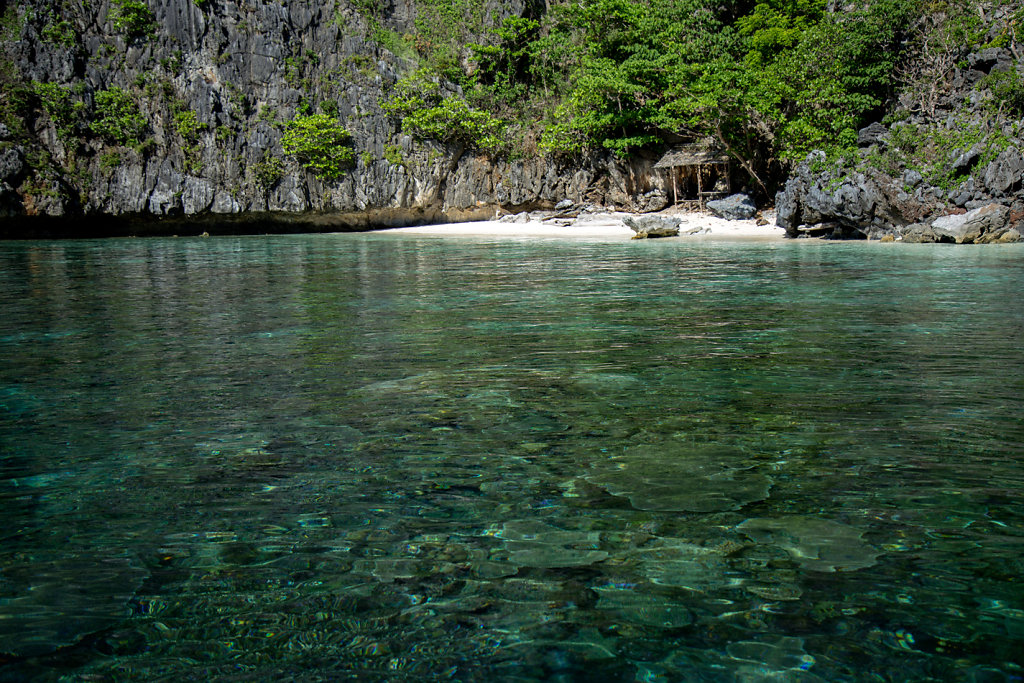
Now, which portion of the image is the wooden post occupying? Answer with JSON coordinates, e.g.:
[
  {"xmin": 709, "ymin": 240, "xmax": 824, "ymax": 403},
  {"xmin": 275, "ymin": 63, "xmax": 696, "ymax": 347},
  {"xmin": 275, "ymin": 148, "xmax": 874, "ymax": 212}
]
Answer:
[
  {"xmin": 672, "ymin": 166, "xmax": 678, "ymax": 207},
  {"xmin": 697, "ymin": 165, "xmax": 703, "ymax": 212}
]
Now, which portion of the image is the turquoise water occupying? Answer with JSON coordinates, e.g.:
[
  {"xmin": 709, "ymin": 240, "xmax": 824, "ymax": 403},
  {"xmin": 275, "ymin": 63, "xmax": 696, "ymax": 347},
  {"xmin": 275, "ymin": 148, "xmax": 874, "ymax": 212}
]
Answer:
[{"xmin": 1, "ymin": 234, "xmax": 1023, "ymax": 681}]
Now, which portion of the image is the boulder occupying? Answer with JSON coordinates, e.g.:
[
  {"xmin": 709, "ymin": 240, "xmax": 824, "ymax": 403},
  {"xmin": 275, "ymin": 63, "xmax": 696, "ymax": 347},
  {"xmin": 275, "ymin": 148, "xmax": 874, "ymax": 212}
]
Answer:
[
  {"xmin": 983, "ymin": 148, "xmax": 1024, "ymax": 195},
  {"xmin": 857, "ymin": 122, "xmax": 888, "ymax": 147},
  {"xmin": 554, "ymin": 198, "xmax": 573, "ymax": 211},
  {"xmin": 623, "ymin": 214, "xmax": 680, "ymax": 238},
  {"xmin": 900, "ymin": 223, "xmax": 940, "ymax": 243},
  {"xmin": 706, "ymin": 193, "xmax": 756, "ymax": 220},
  {"xmin": 930, "ymin": 203, "xmax": 1010, "ymax": 244},
  {"xmin": 968, "ymin": 48, "xmax": 1012, "ymax": 74},
  {"xmin": 774, "ymin": 177, "xmax": 804, "ymax": 231},
  {"xmin": 996, "ymin": 227, "xmax": 1022, "ymax": 243},
  {"xmin": 951, "ymin": 145, "xmax": 981, "ymax": 174},
  {"xmin": 635, "ymin": 189, "xmax": 668, "ymax": 213}
]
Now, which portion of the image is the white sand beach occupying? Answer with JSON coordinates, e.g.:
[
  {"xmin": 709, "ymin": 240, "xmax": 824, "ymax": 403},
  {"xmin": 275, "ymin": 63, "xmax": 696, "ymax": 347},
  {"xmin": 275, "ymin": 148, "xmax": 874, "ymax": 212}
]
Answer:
[{"xmin": 374, "ymin": 210, "xmax": 786, "ymax": 241}]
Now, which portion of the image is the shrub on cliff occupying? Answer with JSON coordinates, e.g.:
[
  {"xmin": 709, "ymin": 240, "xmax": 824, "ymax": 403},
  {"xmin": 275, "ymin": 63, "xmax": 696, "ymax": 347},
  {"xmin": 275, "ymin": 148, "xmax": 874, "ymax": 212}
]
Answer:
[
  {"xmin": 281, "ymin": 114, "xmax": 355, "ymax": 181},
  {"xmin": 381, "ymin": 70, "xmax": 505, "ymax": 151},
  {"xmin": 91, "ymin": 87, "xmax": 146, "ymax": 146},
  {"xmin": 109, "ymin": 0, "xmax": 156, "ymax": 39},
  {"xmin": 32, "ymin": 82, "xmax": 85, "ymax": 142}
]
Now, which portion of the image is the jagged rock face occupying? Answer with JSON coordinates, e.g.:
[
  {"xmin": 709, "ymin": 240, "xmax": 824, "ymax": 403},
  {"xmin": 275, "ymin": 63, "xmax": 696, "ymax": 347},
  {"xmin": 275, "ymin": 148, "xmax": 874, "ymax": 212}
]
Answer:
[
  {"xmin": 775, "ymin": 153, "xmax": 923, "ymax": 240},
  {"xmin": 776, "ymin": 126, "xmax": 1024, "ymax": 243},
  {"xmin": 0, "ymin": 0, "xmax": 669, "ymax": 227}
]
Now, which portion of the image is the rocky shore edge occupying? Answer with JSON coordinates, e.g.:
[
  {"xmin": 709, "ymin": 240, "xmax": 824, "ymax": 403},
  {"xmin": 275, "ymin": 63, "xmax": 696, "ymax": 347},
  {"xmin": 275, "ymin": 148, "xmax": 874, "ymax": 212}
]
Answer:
[{"xmin": 774, "ymin": 47, "xmax": 1024, "ymax": 245}]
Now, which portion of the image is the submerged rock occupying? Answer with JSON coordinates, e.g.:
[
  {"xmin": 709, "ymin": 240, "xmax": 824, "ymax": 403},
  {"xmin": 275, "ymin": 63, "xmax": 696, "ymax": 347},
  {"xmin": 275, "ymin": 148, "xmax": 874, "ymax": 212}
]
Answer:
[
  {"xmin": 737, "ymin": 516, "xmax": 879, "ymax": 572},
  {"xmin": 0, "ymin": 553, "xmax": 147, "ymax": 657},
  {"xmin": 623, "ymin": 537, "xmax": 738, "ymax": 591},
  {"xmin": 593, "ymin": 584, "xmax": 693, "ymax": 628},
  {"xmin": 496, "ymin": 520, "xmax": 608, "ymax": 568},
  {"xmin": 586, "ymin": 446, "xmax": 772, "ymax": 512}
]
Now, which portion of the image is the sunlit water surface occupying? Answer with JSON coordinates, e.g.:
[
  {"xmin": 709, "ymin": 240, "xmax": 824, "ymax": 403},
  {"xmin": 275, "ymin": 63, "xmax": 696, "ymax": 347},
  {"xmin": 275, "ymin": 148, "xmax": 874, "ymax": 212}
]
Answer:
[{"xmin": 1, "ymin": 234, "xmax": 1023, "ymax": 681}]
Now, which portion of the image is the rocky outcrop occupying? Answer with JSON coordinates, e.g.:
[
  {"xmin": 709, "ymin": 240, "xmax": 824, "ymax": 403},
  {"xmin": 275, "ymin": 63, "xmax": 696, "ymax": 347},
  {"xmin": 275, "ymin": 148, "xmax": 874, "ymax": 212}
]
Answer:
[
  {"xmin": 902, "ymin": 203, "xmax": 1019, "ymax": 244},
  {"xmin": 0, "ymin": 0, "xmax": 671, "ymax": 233},
  {"xmin": 775, "ymin": 33, "xmax": 1024, "ymax": 244},
  {"xmin": 776, "ymin": 143, "xmax": 1024, "ymax": 243}
]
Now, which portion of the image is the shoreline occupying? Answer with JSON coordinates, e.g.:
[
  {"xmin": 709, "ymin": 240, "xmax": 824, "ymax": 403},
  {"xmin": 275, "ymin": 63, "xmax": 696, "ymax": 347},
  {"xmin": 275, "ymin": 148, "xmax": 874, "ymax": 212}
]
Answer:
[{"xmin": 373, "ymin": 210, "xmax": 786, "ymax": 241}]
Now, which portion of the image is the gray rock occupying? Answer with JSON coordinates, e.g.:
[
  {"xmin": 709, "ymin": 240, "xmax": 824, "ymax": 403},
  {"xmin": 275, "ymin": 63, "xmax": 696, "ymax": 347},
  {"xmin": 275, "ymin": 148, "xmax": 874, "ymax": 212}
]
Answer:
[
  {"xmin": 0, "ymin": 123, "xmax": 9, "ymax": 140},
  {"xmin": 706, "ymin": 193, "xmax": 756, "ymax": 220},
  {"xmin": 636, "ymin": 189, "xmax": 668, "ymax": 213},
  {"xmin": 775, "ymin": 177, "xmax": 804, "ymax": 231},
  {"xmin": 996, "ymin": 227, "xmax": 1022, "ymax": 243},
  {"xmin": 554, "ymin": 198, "xmax": 573, "ymax": 211},
  {"xmin": 951, "ymin": 146, "xmax": 981, "ymax": 174},
  {"xmin": 0, "ymin": 181, "xmax": 22, "ymax": 217},
  {"xmin": 857, "ymin": 122, "xmax": 888, "ymax": 147},
  {"xmin": 968, "ymin": 48, "xmax": 1012, "ymax": 73},
  {"xmin": 796, "ymin": 222, "xmax": 841, "ymax": 238},
  {"xmin": 984, "ymin": 148, "xmax": 1024, "ymax": 194},
  {"xmin": 900, "ymin": 223, "xmax": 939, "ymax": 243},
  {"xmin": 623, "ymin": 215, "xmax": 680, "ymax": 238},
  {"xmin": 182, "ymin": 178, "xmax": 215, "ymax": 214},
  {"xmin": 0, "ymin": 146, "xmax": 25, "ymax": 183},
  {"xmin": 930, "ymin": 203, "xmax": 1010, "ymax": 244},
  {"xmin": 903, "ymin": 170, "xmax": 923, "ymax": 188}
]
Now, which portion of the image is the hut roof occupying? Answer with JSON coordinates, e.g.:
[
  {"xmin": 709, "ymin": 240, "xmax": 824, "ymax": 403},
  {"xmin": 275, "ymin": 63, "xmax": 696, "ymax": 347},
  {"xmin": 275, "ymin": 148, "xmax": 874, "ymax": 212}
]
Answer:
[{"xmin": 653, "ymin": 142, "xmax": 729, "ymax": 168}]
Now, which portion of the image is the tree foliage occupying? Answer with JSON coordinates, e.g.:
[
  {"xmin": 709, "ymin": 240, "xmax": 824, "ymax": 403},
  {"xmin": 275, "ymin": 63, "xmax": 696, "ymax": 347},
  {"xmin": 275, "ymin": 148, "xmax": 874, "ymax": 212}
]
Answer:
[
  {"xmin": 281, "ymin": 113, "xmax": 355, "ymax": 180},
  {"xmin": 381, "ymin": 70, "xmax": 505, "ymax": 151},
  {"xmin": 382, "ymin": 0, "xmax": 995, "ymax": 193},
  {"xmin": 91, "ymin": 87, "xmax": 146, "ymax": 145}
]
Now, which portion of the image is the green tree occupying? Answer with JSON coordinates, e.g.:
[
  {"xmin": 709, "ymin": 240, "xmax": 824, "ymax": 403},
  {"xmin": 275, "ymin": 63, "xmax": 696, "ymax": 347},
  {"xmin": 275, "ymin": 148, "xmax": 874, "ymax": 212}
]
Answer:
[
  {"xmin": 109, "ymin": 0, "xmax": 156, "ymax": 39},
  {"xmin": 281, "ymin": 113, "xmax": 355, "ymax": 180},
  {"xmin": 381, "ymin": 70, "xmax": 506, "ymax": 150}
]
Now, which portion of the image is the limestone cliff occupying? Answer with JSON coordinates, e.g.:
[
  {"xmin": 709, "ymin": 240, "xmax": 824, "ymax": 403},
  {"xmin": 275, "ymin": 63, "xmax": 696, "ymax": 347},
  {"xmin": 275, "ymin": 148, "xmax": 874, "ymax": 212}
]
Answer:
[{"xmin": 0, "ymin": 0, "xmax": 668, "ymax": 233}]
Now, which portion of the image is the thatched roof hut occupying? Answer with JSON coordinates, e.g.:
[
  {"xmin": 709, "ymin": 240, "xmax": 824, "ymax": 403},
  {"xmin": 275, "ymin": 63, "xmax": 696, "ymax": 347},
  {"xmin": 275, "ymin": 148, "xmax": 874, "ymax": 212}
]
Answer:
[{"xmin": 654, "ymin": 140, "xmax": 731, "ymax": 208}]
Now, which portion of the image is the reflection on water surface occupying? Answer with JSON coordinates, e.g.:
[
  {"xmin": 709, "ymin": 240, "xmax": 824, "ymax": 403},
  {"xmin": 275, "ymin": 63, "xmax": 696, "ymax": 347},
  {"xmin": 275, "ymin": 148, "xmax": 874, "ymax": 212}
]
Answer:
[{"xmin": 1, "ymin": 235, "xmax": 1023, "ymax": 680}]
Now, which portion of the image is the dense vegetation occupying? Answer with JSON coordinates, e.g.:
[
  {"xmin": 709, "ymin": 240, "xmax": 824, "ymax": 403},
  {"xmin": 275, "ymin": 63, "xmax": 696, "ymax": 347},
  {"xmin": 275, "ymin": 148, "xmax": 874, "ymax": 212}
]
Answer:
[{"xmin": 375, "ymin": 0, "xmax": 1020, "ymax": 194}]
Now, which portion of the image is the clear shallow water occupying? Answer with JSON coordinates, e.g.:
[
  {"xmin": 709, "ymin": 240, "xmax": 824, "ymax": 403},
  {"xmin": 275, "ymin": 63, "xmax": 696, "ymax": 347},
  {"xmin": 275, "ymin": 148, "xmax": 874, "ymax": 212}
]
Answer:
[{"xmin": 0, "ymin": 233, "xmax": 1022, "ymax": 681}]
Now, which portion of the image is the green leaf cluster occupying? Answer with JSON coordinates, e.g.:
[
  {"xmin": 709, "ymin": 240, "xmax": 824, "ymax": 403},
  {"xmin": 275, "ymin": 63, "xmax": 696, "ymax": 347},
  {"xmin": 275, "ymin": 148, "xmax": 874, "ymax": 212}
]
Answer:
[
  {"xmin": 32, "ymin": 81, "xmax": 85, "ymax": 141},
  {"xmin": 281, "ymin": 113, "xmax": 355, "ymax": 180},
  {"xmin": 91, "ymin": 87, "xmax": 146, "ymax": 145},
  {"xmin": 381, "ymin": 70, "xmax": 505, "ymax": 150},
  {"xmin": 173, "ymin": 108, "xmax": 204, "ymax": 143},
  {"xmin": 109, "ymin": 0, "xmax": 156, "ymax": 39},
  {"xmin": 983, "ymin": 68, "xmax": 1024, "ymax": 118},
  {"xmin": 868, "ymin": 117, "xmax": 1013, "ymax": 191},
  {"xmin": 253, "ymin": 154, "xmax": 284, "ymax": 189},
  {"xmin": 41, "ymin": 18, "xmax": 77, "ymax": 47}
]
